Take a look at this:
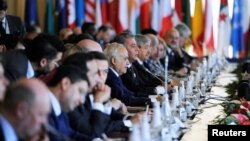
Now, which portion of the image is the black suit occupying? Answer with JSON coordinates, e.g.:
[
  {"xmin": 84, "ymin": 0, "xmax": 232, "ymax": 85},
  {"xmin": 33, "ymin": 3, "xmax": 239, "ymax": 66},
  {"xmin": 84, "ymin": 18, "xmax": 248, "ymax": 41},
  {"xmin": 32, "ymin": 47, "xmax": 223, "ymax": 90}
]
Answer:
[
  {"xmin": 106, "ymin": 68, "xmax": 151, "ymax": 106},
  {"xmin": 0, "ymin": 125, "xmax": 4, "ymax": 141},
  {"xmin": 68, "ymin": 95, "xmax": 129, "ymax": 137},
  {"xmin": 6, "ymin": 15, "xmax": 25, "ymax": 38},
  {"xmin": 48, "ymin": 109, "xmax": 92, "ymax": 141},
  {"xmin": 160, "ymin": 47, "xmax": 185, "ymax": 71},
  {"xmin": 121, "ymin": 61, "xmax": 163, "ymax": 96}
]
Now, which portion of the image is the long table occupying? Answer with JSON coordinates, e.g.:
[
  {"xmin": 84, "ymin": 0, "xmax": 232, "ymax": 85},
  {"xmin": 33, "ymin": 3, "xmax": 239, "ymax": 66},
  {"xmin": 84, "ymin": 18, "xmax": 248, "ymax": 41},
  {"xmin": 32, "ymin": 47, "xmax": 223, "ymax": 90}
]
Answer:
[{"xmin": 181, "ymin": 64, "xmax": 238, "ymax": 141}]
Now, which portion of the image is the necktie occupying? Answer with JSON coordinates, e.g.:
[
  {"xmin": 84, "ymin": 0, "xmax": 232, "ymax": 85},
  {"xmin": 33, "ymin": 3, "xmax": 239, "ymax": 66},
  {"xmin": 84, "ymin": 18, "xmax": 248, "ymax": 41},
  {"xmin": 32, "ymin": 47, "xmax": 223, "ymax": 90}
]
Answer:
[{"xmin": 0, "ymin": 21, "xmax": 5, "ymax": 35}]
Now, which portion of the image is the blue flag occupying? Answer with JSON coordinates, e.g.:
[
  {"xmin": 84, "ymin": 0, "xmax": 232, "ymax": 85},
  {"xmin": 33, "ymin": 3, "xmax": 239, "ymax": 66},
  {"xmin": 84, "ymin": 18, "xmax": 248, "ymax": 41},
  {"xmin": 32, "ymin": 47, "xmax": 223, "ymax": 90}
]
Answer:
[
  {"xmin": 56, "ymin": 0, "xmax": 67, "ymax": 29},
  {"xmin": 75, "ymin": 0, "xmax": 85, "ymax": 27},
  {"xmin": 25, "ymin": 0, "xmax": 39, "ymax": 28},
  {"xmin": 231, "ymin": 0, "xmax": 244, "ymax": 58}
]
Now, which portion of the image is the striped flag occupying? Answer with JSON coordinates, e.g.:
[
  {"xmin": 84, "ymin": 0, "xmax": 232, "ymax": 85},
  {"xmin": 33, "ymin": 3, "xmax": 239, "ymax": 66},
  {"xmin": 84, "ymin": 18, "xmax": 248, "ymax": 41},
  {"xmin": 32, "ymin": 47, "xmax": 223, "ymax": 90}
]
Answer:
[
  {"xmin": 231, "ymin": 0, "xmax": 244, "ymax": 58},
  {"xmin": 128, "ymin": 0, "xmax": 140, "ymax": 34},
  {"xmin": 159, "ymin": 0, "xmax": 173, "ymax": 37},
  {"xmin": 192, "ymin": 0, "xmax": 204, "ymax": 57},
  {"xmin": 66, "ymin": 0, "xmax": 76, "ymax": 29},
  {"xmin": 85, "ymin": 0, "xmax": 95, "ymax": 22},
  {"xmin": 204, "ymin": 0, "xmax": 214, "ymax": 54},
  {"xmin": 217, "ymin": 0, "xmax": 231, "ymax": 58}
]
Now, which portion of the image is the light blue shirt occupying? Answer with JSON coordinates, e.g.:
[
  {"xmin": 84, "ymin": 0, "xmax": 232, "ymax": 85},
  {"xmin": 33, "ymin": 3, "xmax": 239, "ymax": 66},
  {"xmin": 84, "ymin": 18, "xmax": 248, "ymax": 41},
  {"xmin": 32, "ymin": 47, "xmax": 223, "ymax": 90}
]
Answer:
[
  {"xmin": 1, "ymin": 17, "xmax": 10, "ymax": 34},
  {"xmin": 0, "ymin": 114, "xmax": 18, "ymax": 141}
]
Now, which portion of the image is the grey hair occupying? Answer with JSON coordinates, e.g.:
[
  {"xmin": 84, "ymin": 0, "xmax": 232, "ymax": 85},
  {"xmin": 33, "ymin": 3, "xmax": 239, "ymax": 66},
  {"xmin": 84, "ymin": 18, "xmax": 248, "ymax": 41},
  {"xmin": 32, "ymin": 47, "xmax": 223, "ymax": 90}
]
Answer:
[
  {"xmin": 175, "ymin": 23, "xmax": 191, "ymax": 37},
  {"xmin": 104, "ymin": 42, "xmax": 125, "ymax": 66},
  {"xmin": 135, "ymin": 34, "xmax": 150, "ymax": 48}
]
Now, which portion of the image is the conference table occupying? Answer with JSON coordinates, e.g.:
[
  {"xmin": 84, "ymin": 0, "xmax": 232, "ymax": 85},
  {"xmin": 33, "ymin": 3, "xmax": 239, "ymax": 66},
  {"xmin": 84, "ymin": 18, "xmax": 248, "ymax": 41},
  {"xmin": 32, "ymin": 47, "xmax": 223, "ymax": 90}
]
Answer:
[{"xmin": 181, "ymin": 63, "xmax": 237, "ymax": 141}]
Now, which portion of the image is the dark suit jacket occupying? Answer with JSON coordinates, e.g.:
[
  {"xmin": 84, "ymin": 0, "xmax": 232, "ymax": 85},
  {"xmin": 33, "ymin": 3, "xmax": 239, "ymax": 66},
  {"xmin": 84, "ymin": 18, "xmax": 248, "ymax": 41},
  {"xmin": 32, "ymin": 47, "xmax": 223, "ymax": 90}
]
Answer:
[
  {"xmin": 0, "ymin": 125, "xmax": 4, "ymax": 141},
  {"xmin": 6, "ymin": 15, "xmax": 25, "ymax": 38},
  {"xmin": 160, "ymin": 47, "xmax": 185, "ymax": 71},
  {"xmin": 48, "ymin": 109, "xmax": 92, "ymax": 141},
  {"xmin": 68, "ymin": 95, "xmax": 129, "ymax": 137},
  {"xmin": 106, "ymin": 69, "xmax": 152, "ymax": 106},
  {"xmin": 121, "ymin": 61, "xmax": 163, "ymax": 96}
]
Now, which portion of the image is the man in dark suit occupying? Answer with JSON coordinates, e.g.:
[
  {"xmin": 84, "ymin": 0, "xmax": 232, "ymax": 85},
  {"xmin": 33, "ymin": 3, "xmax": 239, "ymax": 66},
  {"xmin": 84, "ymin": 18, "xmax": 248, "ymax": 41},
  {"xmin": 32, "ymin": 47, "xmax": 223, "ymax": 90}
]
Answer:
[
  {"xmin": 0, "ymin": 0, "xmax": 25, "ymax": 38},
  {"xmin": 65, "ymin": 52, "xmax": 141, "ymax": 137},
  {"xmin": 104, "ymin": 42, "xmax": 153, "ymax": 106},
  {"xmin": 0, "ymin": 78, "xmax": 51, "ymax": 141},
  {"xmin": 47, "ymin": 65, "xmax": 93, "ymax": 141}
]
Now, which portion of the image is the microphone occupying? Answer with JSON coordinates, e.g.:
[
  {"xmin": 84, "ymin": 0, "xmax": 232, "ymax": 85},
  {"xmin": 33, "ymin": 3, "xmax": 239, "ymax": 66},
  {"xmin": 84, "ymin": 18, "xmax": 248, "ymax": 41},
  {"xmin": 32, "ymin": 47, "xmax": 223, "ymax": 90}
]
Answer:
[{"xmin": 42, "ymin": 124, "xmax": 75, "ymax": 141}]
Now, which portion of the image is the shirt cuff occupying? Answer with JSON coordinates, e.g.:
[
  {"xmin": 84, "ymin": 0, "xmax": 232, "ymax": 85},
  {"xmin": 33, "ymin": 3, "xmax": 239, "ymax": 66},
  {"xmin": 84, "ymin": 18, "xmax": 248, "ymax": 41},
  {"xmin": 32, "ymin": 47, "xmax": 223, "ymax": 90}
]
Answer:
[
  {"xmin": 155, "ymin": 86, "xmax": 165, "ymax": 95},
  {"xmin": 104, "ymin": 102, "xmax": 112, "ymax": 115},
  {"xmin": 123, "ymin": 120, "xmax": 133, "ymax": 128},
  {"xmin": 93, "ymin": 102, "xmax": 105, "ymax": 113}
]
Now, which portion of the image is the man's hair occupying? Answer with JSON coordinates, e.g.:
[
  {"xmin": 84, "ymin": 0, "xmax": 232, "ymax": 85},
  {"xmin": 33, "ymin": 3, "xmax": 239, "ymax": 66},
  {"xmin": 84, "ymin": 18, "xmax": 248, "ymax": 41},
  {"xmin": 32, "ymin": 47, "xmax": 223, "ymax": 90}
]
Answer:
[
  {"xmin": 48, "ymin": 65, "xmax": 89, "ymax": 87},
  {"xmin": 3, "ymin": 83, "xmax": 35, "ymax": 111},
  {"xmin": 62, "ymin": 52, "xmax": 94, "ymax": 73},
  {"xmin": 81, "ymin": 22, "xmax": 96, "ymax": 37},
  {"xmin": 175, "ymin": 23, "xmax": 191, "ymax": 37},
  {"xmin": 113, "ymin": 32, "xmax": 134, "ymax": 45},
  {"xmin": 0, "ymin": 0, "xmax": 7, "ymax": 10},
  {"xmin": 104, "ymin": 43, "xmax": 125, "ymax": 66},
  {"xmin": 36, "ymin": 33, "xmax": 65, "ymax": 52},
  {"xmin": 26, "ymin": 36, "xmax": 58, "ymax": 63},
  {"xmin": 98, "ymin": 25, "xmax": 112, "ymax": 33},
  {"xmin": 88, "ymin": 51, "xmax": 108, "ymax": 61},
  {"xmin": 135, "ymin": 34, "xmax": 150, "ymax": 48}
]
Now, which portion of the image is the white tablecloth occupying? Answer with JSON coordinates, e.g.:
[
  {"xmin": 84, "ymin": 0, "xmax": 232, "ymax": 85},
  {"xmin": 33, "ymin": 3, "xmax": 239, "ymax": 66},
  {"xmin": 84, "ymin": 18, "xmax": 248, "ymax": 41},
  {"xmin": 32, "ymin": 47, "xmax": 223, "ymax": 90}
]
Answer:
[{"xmin": 182, "ymin": 64, "xmax": 238, "ymax": 141}]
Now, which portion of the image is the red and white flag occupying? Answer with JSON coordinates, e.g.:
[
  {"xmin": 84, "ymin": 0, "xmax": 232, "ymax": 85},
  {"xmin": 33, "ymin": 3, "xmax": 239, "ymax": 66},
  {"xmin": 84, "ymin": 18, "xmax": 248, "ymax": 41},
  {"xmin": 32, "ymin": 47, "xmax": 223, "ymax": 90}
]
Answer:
[
  {"xmin": 159, "ymin": 0, "xmax": 173, "ymax": 37},
  {"xmin": 204, "ymin": 0, "xmax": 214, "ymax": 54},
  {"xmin": 67, "ymin": 0, "xmax": 76, "ymax": 29},
  {"xmin": 117, "ymin": 0, "xmax": 128, "ymax": 33},
  {"xmin": 85, "ymin": 0, "xmax": 95, "ymax": 22}
]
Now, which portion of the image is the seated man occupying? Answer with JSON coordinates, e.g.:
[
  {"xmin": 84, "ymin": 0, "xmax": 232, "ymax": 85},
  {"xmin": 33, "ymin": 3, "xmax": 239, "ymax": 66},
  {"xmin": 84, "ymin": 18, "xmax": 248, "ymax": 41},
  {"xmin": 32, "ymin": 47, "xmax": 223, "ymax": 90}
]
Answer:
[
  {"xmin": 104, "ymin": 42, "xmax": 153, "ymax": 106},
  {"xmin": 47, "ymin": 65, "xmax": 92, "ymax": 141},
  {"xmin": 0, "ymin": 78, "xmax": 50, "ymax": 141}
]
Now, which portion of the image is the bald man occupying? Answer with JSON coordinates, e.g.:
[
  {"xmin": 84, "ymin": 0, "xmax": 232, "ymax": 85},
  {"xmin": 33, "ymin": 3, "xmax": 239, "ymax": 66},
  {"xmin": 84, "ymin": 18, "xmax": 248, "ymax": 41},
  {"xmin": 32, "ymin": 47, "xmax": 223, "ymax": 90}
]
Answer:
[
  {"xmin": 0, "ymin": 78, "xmax": 51, "ymax": 141},
  {"xmin": 77, "ymin": 39, "xmax": 102, "ymax": 52},
  {"xmin": 161, "ymin": 28, "xmax": 187, "ymax": 76}
]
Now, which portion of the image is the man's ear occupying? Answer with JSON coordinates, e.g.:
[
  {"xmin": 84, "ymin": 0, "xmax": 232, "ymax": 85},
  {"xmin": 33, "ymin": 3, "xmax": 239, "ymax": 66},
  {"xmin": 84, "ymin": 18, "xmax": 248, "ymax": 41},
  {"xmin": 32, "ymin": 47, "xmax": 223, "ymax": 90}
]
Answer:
[
  {"xmin": 60, "ymin": 77, "xmax": 71, "ymax": 91},
  {"xmin": 111, "ymin": 57, "xmax": 116, "ymax": 66},
  {"xmin": 16, "ymin": 101, "xmax": 29, "ymax": 119},
  {"xmin": 40, "ymin": 58, "xmax": 47, "ymax": 68}
]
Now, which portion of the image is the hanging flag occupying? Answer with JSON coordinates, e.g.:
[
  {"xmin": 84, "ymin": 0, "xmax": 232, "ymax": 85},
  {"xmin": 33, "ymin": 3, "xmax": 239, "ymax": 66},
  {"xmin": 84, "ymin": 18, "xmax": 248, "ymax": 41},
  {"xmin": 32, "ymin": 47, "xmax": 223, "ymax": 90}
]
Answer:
[
  {"xmin": 55, "ymin": 0, "xmax": 66, "ymax": 30},
  {"xmin": 116, "ymin": 0, "xmax": 128, "ymax": 33},
  {"xmin": 192, "ymin": 0, "xmax": 204, "ymax": 57},
  {"xmin": 67, "ymin": 0, "xmax": 76, "ymax": 29},
  {"xmin": 242, "ymin": 0, "xmax": 250, "ymax": 57},
  {"xmin": 140, "ymin": 0, "xmax": 151, "ymax": 30},
  {"xmin": 204, "ymin": 0, "xmax": 214, "ymax": 54},
  {"xmin": 159, "ymin": 0, "xmax": 173, "ymax": 37},
  {"xmin": 45, "ymin": 0, "xmax": 55, "ymax": 33},
  {"xmin": 217, "ymin": 0, "xmax": 231, "ymax": 58},
  {"xmin": 75, "ymin": 0, "xmax": 85, "ymax": 27},
  {"xmin": 101, "ymin": 0, "xmax": 108, "ymax": 24},
  {"xmin": 107, "ymin": 0, "xmax": 118, "ymax": 30},
  {"xmin": 151, "ymin": 0, "xmax": 159, "ymax": 32},
  {"xmin": 175, "ymin": 0, "xmax": 182, "ymax": 21},
  {"xmin": 25, "ymin": 0, "xmax": 39, "ymax": 28},
  {"xmin": 128, "ymin": 0, "xmax": 140, "ymax": 34},
  {"xmin": 231, "ymin": 0, "xmax": 244, "ymax": 58},
  {"xmin": 85, "ymin": 0, "xmax": 95, "ymax": 22},
  {"xmin": 182, "ymin": 0, "xmax": 191, "ymax": 28},
  {"xmin": 96, "ymin": 0, "xmax": 102, "ymax": 28}
]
